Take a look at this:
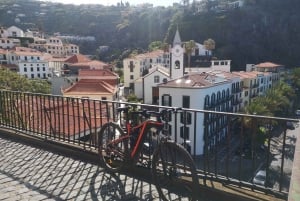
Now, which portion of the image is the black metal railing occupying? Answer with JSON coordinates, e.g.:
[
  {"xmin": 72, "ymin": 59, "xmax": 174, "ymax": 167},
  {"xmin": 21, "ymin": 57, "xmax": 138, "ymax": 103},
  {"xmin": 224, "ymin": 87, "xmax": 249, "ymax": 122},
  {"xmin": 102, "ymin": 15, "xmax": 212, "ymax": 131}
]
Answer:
[{"xmin": 0, "ymin": 90, "xmax": 298, "ymax": 199}]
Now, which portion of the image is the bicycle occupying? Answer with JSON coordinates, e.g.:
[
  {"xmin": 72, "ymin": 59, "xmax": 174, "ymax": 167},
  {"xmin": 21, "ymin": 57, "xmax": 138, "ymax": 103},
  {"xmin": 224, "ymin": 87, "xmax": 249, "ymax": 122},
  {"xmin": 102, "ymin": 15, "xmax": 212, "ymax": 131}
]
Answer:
[{"xmin": 98, "ymin": 107, "xmax": 199, "ymax": 201}]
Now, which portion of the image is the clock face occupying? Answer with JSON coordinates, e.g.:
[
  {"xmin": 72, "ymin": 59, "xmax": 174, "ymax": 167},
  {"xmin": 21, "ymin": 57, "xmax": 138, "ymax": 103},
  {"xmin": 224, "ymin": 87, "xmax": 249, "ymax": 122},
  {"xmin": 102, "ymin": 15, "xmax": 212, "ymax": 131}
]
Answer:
[{"xmin": 173, "ymin": 46, "xmax": 182, "ymax": 57}]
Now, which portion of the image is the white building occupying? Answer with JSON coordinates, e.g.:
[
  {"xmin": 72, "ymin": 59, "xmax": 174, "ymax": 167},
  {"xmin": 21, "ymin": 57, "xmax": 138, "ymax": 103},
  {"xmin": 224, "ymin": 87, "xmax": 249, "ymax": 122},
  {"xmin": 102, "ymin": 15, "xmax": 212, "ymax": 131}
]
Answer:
[
  {"xmin": 7, "ymin": 26, "xmax": 24, "ymax": 37},
  {"xmin": 135, "ymin": 66, "xmax": 170, "ymax": 104},
  {"xmin": 0, "ymin": 48, "xmax": 8, "ymax": 64},
  {"xmin": 8, "ymin": 47, "xmax": 49, "ymax": 79},
  {"xmin": 0, "ymin": 38, "xmax": 20, "ymax": 49},
  {"xmin": 123, "ymin": 49, "xmax": 170, "ymax": 90},
  {"xmin": 158, "ymin": 72, "xmax": 234, "ymax": 155},
  {"xmin": 192, "ymin": 42, "xmax": 212, "ymax": 57},
  {"xmin": 64, "ymin": 43, "xmax": 79, "ymax": 55},
  {"xmin": 0, "ymin": 27, "xmax": 9, "ymax": 38},
  {"xmin": 232, "ymin": 71, "xmax": 273, "ymax": 107},
  {"xmin": 185, "ymin": 59, "xmax": 231, "ymax": 73}
]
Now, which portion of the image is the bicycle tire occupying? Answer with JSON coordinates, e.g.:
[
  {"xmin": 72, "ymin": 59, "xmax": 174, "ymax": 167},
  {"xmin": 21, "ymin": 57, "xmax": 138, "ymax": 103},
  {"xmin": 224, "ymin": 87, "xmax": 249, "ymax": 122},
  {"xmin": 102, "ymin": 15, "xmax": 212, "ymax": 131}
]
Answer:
[
  {"xmin": 152, "ymin": 141, "xmax": 199, "ymax": 201},
  {"xmin": 98, "ymin": 122, "xmax": 128, "ymax": 172}
]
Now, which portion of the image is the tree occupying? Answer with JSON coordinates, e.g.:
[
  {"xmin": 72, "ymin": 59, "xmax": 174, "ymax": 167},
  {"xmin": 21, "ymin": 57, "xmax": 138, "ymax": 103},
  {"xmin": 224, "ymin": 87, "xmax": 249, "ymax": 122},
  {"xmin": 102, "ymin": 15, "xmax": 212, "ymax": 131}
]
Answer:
[
  {"xmin": 291, "ymin": 67, "xmax": 300, "ymax": 90},
  {"xmin": 148, "ymin": 41, "xmax": 163, "ymax": 51},
  {"xmin": 203, "ymin": 38, "xmax": 215, "ymax": 53},
  {"xmin": 184, "ymin": 40, "xmax": 196, "ymax": 68},
  {"xmin": 0, "ymin": 68, "xmax": 50, "ymax": 94}
]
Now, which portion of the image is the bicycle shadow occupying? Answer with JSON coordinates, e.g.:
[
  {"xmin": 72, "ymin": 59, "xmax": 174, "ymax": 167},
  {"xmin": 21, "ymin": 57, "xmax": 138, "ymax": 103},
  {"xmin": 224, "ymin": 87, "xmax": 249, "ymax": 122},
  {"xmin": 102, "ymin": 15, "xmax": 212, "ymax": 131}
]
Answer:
[{"xmin": 89, "ymin": 167, "xmax": 159, "ymax": 201}]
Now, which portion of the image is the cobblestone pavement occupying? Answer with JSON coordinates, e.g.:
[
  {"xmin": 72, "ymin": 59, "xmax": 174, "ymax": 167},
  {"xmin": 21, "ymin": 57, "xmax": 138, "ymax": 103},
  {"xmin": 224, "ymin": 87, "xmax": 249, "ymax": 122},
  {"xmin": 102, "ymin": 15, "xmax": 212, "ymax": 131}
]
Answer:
[{"xmin": 0, "ymin": 135, "xmax": 163, "ymax": 201}]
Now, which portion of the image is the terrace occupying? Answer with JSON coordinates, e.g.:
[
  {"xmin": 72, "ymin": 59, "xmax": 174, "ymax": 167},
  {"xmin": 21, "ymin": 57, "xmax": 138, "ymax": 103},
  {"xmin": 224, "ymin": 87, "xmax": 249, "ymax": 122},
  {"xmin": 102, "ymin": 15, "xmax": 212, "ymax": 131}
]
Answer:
[{"xmin": 0, "ymin": 90, "xmax": 299, "ymax": 200}]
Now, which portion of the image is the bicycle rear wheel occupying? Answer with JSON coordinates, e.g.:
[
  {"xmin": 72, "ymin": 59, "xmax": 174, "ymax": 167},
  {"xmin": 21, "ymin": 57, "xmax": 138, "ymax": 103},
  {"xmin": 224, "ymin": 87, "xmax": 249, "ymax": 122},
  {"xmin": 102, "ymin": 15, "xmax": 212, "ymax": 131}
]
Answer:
[
  {"xmin": 152, "ymin": 141, "xmax": 199, "ymax": 201},
  {"xmin": 98, "ymin": 122, "xmax": 128, "ymax": 172}
]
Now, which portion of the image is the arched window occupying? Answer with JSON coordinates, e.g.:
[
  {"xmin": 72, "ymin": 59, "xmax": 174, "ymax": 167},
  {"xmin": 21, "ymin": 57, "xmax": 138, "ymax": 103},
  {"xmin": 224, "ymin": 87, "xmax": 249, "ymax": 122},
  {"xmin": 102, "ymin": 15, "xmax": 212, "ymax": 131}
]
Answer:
[
  {"xmin": 175, "ymin": 60, "xmax": 180, "ymax": 69},
  {"xmin": 217, "ymin": 91, "xmax": 221, "ymax": 103},
  {"xmin": 204, "ymin": 95, "xmax": 210, "ymax": 108},
  {"xmin": 211, "ymin": 93, "xmax": 216, "ymax": 105}
]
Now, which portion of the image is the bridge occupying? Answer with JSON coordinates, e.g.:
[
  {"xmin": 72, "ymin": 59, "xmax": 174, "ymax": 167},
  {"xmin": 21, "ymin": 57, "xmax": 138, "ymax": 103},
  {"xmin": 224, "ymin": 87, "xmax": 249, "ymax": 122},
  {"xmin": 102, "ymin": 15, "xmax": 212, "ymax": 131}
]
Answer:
[{"xmin": 0, "ymin": 90, "xmax": 299, "ymax": 200}]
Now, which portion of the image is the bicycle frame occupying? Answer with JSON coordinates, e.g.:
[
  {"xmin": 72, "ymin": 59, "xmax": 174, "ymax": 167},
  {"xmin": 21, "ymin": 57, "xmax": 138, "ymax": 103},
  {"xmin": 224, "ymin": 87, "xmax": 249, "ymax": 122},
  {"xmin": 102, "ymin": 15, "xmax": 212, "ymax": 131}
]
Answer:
[{"xmin": 125, "ymin": 119, "xmax": 164, "ymax": 160}]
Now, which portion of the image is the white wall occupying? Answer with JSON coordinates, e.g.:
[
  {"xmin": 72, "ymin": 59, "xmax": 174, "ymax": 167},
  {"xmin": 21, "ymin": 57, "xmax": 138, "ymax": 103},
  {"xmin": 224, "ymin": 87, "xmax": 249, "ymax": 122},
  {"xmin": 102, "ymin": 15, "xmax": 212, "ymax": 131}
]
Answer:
[
  {"xmin": 7, "ymin": 26, "xmax": 24, "ymax": 37},
  {"xmin": 143, "ymin": 70, "xmax": 169, "ymax": 104}
]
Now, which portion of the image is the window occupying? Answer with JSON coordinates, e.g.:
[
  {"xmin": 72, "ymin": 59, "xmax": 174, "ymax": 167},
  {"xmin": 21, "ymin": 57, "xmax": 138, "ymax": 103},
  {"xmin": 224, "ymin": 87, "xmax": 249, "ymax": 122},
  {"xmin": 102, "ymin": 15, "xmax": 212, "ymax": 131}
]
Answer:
[
  {"xmin": 43, "ymin": 67, "xmax": 45, "ymax": 71},
  {"xmin": 130, "ymin": 75, "xmax": 134, "ymax": 80},
  {"xmin": 129, "ymin": 61, "xmax": 134, "ymax": 72},
  {"xmin": 175, "ymin": 60, "xmax": 180, "ymax": 69},
  {"xmin": 211, "ymin": 93, "xmax": 216, "ymax": 105},
  {"xmin": 163, "ymin": 123, "xmax": 172, "ymax": 136},
  {"xmin": 162, "ymin": 94, "xmax": 172, "ymax": 106},
  {"xmin": 245, "ymin": 91, "xmax": 249, "ymax": 96},
  {"xmin": 30, "ymin": 67, "xmax": 33, "ymax": 72},
  {"xmin": 180, "ymin": 112, "xmax": 192, "ymax": 125},
  {"xmin": 204, "ymin": 95, "xmax": 210, "ymax": 108},
  {"xmin": 101, "ymin": 97, "xmax": 107, "ymax": 100},
  {"xmin": 182, "ymin": 96, "xmax": 190, "ymax": 108},
  {"xmin": 24, "ymin": 67, "xmax": 27, "ymax": 72},
  {"xmin": 31, "ymin": 74, "xmax": 34, "ymax": 78},
  {"xmin": 154, "ymin": 75, "xmax": 160, "ymax": 83},
  {"xmin": 37, "ymin": 67, "xmax": 40, "ymax": 71},
  {"xmin": 180, "ymin": 126, "xmax": 190, "ymax": 140},
  {"xmin": 217, "ymin": 91, "xmax": 221, "ymax": 102}
]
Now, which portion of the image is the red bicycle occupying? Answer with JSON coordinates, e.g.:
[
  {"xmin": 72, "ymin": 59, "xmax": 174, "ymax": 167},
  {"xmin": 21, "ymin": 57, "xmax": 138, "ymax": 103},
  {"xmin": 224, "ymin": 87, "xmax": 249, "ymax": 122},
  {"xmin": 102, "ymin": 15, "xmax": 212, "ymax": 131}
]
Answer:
[{"xmin": 98, "ymin": 107, "xmax": 199, "ymax": 200}]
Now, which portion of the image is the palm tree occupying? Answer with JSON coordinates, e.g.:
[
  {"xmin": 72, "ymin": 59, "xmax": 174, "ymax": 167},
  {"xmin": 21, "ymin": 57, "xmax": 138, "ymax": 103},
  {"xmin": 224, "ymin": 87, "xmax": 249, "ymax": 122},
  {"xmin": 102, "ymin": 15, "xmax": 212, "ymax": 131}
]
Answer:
[
  {"xmin": 203, "ymin": 38, "xmax": 215, "ymax": 55},
  {"xmin": 184, "ymin": 40, "xmax": 196, "ymax": 68},
  {"xmin": 241, "ymin": 97, "xmax": 273, "ymax": 129}
]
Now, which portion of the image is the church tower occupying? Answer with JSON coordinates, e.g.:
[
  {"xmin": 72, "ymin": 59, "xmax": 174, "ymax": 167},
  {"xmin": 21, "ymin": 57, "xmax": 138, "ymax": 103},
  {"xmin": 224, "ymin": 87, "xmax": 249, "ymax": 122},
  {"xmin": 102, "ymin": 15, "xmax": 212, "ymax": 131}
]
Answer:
[{"xmin": 170, "ymin": 28, "xmax": 185, "ymax": 79}]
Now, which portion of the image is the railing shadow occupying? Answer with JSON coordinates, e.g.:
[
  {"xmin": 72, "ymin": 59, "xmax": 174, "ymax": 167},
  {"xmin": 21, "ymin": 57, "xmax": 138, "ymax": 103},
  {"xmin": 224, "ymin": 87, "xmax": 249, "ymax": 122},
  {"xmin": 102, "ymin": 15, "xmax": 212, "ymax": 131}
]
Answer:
[{"xmin": 0, "ymin": 135, "xmax": 162, "ymax": 200}]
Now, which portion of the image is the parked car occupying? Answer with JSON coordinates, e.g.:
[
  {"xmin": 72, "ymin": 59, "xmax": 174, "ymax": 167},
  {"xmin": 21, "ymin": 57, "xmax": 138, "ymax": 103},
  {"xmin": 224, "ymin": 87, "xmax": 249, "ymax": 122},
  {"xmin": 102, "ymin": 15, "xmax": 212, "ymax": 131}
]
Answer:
[
  {"xmin": 286, "ymin": 121, "xmax": 295, "ymax": 130},
  {"xmin": 253, "ymin": 170, "xmax": 266, "ymax": 186}
]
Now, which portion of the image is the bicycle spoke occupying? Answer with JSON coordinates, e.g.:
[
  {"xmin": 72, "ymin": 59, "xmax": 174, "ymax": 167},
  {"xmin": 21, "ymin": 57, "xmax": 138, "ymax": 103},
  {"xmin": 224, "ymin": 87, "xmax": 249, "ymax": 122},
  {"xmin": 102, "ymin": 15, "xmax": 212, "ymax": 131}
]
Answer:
[
  {"xmin": 98, "ymin": 123, "xmax": 128, "ymax": 172},
  {"xmin": 152, "ymin": 142, "xmax": 199, "ymax": 201}
]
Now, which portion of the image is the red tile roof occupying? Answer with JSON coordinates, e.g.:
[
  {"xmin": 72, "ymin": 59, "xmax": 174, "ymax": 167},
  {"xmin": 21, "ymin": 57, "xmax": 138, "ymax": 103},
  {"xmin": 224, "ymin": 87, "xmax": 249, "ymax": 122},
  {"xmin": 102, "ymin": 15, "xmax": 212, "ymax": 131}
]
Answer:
[
  {"xmin": 0, "ymin": 48, "xmax": 8, "ymax": 54},
  {"xmin": 63, "ymin": 79, "xmax": 116, "ymax": 94},
  {"xmin": 159, "ymin": 72, "xmax": 230, "ymax": 88},
  {"xmin": 14, "ymin": 97, "xmax": 111, "ymax": 138},
  {"xmin": 255, "ymin": 62, "xmax": 283, "ymax": 68},
  {"xmin": 78, "ymin": 69, "xmax": 117, "ymax": 77},
  {"xmin": 64, "ymin": 54, "xmax": 91, "ymax": 63},
  {"xmin": 70, "ymin": 60, "xmax": 110, "ymax": 69}
]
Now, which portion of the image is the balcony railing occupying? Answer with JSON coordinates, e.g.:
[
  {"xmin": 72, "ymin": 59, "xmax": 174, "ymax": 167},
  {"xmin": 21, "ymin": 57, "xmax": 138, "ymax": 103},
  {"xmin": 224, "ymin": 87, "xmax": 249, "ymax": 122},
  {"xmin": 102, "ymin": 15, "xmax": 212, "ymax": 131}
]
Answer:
[{"xmin": 0, "ymin": 90, "xmax": 298, "ymax": 200}]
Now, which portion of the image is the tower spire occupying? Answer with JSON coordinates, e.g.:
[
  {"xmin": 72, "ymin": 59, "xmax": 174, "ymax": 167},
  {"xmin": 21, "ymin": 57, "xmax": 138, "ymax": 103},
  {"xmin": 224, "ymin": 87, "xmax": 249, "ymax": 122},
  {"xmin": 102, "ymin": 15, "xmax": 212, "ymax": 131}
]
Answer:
[{"xmin": 173, "ymin": 26, "xmax": 182, "ymax": 46}]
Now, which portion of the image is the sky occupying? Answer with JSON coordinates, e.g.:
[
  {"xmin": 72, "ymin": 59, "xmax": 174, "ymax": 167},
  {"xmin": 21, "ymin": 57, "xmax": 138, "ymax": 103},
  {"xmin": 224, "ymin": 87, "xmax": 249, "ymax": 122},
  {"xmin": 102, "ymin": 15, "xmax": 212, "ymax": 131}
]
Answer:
[{"xmin": 42, "ymin": 0, "xmax": 180, "ymax": 7}]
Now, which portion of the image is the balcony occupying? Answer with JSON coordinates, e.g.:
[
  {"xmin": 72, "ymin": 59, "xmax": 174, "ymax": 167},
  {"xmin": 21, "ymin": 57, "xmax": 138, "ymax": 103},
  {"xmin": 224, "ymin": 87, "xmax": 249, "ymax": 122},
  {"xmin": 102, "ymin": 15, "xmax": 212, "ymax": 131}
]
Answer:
[{"xmin": 0, "ymin": 90, "xmax": 299, "ymax": 200}]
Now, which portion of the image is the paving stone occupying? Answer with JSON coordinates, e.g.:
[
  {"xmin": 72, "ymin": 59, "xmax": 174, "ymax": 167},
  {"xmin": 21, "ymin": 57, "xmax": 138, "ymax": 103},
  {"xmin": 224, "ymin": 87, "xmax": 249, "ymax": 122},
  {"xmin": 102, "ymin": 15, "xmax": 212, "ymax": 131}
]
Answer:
[{"xmin": 0, "ymin": 134, "xmax": 192, "ymax": 201}]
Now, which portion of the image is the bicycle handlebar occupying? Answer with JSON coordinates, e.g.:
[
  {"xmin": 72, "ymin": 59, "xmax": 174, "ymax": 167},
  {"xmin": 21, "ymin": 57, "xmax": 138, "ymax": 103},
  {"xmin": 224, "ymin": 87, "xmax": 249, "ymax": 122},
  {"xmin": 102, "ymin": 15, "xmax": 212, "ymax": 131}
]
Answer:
[{"xmin": 117, "ymin": 107, "xmax": 182, "ymax": 120}]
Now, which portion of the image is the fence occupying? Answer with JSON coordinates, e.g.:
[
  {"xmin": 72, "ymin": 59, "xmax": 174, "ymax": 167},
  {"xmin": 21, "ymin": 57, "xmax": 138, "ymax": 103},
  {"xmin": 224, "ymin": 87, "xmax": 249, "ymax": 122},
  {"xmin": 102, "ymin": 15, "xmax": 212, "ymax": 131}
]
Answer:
[{"xmin": 0, "ymin": 90, "xmax": 298, "ymax": 198}]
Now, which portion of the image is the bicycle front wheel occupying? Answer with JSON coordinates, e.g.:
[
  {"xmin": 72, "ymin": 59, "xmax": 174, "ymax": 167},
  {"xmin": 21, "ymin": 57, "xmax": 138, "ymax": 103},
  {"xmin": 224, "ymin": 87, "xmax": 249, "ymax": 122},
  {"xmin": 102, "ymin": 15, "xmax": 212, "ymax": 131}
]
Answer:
[
  {"xmin": 152, "ymin": 141, "xmax": 199, "ymax": 201},
  {"xmin": 98, "ymin": 122, "xmax": 128, "ymax": 173}
]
